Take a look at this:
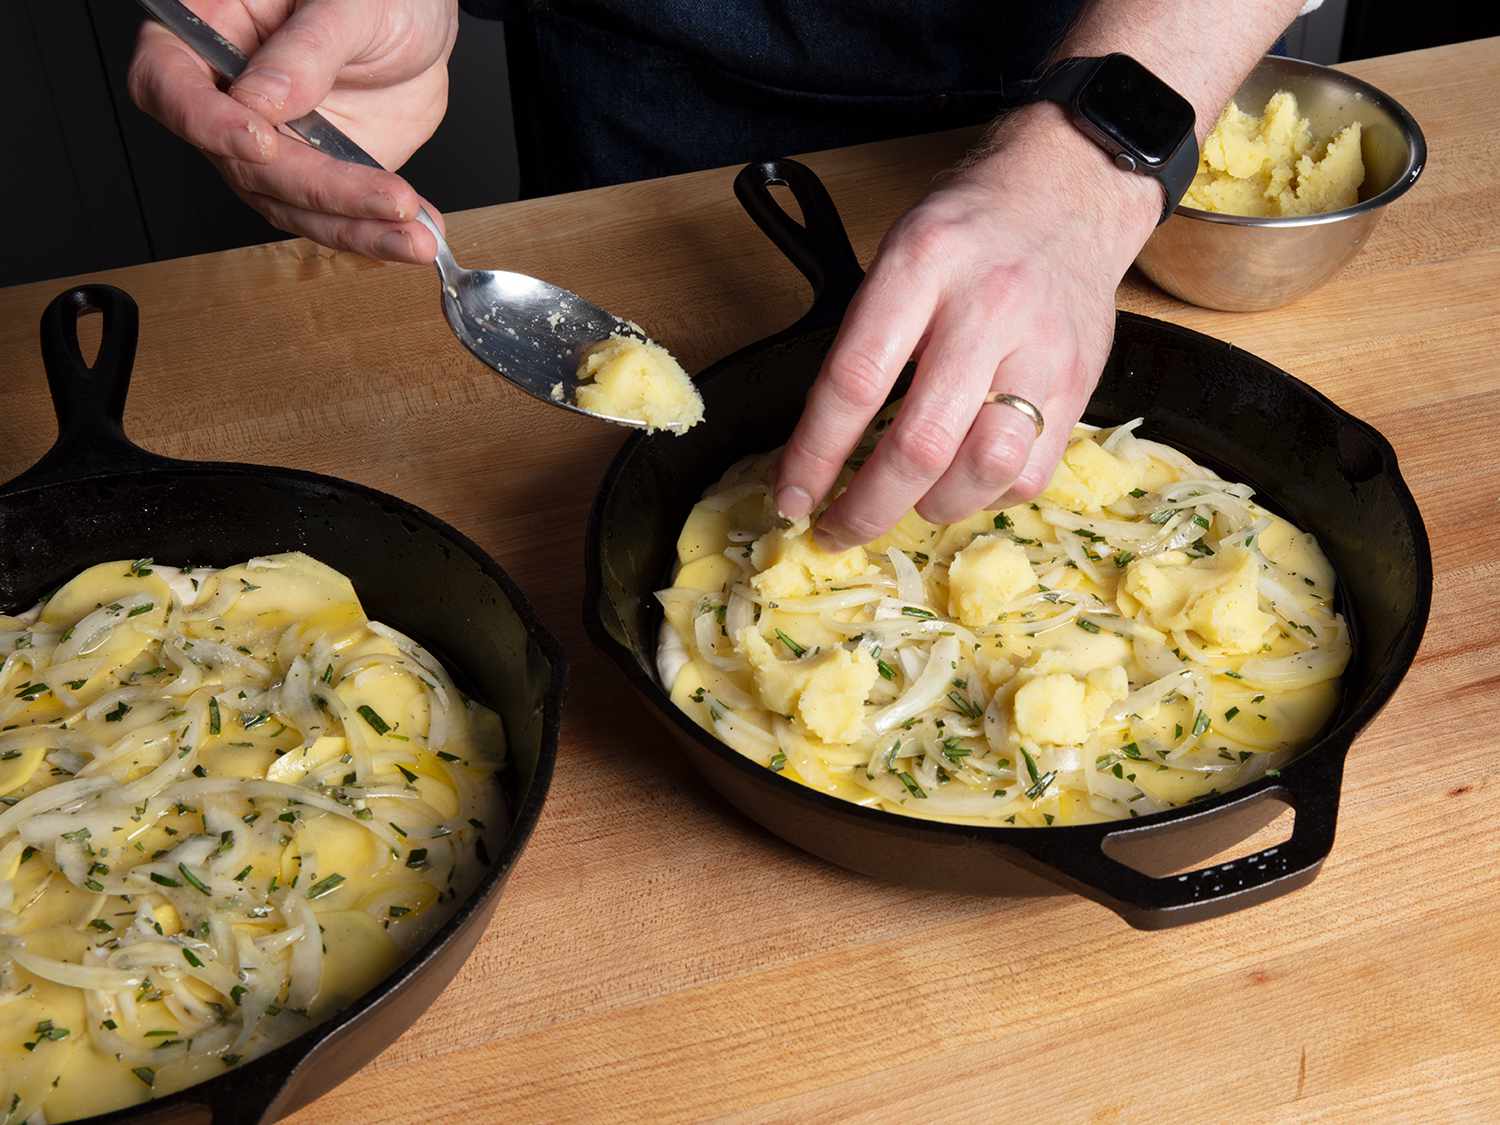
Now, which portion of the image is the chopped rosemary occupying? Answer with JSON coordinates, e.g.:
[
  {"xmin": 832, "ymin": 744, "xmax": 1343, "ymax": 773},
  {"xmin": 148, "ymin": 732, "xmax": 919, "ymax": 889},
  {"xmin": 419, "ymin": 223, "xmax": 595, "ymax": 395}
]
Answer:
[
  {"xmin": 178, "ymin": 863, "xmax": 211, "ymax": 896},
  {"xmin": 357, "ymin": 705, "xmax": 390, "ymax": 734},
  {"xmin": 946, "ymin": 691, "xmax": 983, "ymax": 720},
  {"xmin": 306, "ymin": 873, "xmax": 346, "ymax": 900},
  {"xmin": 774, "ymin": 629, "xmax": 807, "ymax": 657}
]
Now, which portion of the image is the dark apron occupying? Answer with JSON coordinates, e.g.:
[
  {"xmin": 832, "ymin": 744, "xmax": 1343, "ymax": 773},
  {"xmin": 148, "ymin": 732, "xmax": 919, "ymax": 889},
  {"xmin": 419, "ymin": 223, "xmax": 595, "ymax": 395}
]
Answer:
[{"xmin": 461, "ymin": 1, "xmax": 1087, "ymax": 197}]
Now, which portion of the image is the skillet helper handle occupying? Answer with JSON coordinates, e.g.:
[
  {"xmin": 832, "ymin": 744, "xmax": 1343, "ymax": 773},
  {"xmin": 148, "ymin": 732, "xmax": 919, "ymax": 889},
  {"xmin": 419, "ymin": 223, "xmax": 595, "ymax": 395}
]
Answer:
[
  {"xmin": 1024, "ymin": 750, "xmax": 1347, "ymax": 930},
  {"xmin": 2, "ymin": 285, "xmax": 166, "ymax": 493},
  {"xmin": 734, "ymin": 159, "xmax": 865, "ymax": 333}
]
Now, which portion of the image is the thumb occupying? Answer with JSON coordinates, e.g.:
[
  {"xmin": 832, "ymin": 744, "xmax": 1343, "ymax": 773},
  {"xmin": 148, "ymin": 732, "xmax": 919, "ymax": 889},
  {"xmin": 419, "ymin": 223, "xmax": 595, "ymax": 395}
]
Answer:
[{"xmin": 229, "ymin": 0, "xmax": 369, "ymax": 125}]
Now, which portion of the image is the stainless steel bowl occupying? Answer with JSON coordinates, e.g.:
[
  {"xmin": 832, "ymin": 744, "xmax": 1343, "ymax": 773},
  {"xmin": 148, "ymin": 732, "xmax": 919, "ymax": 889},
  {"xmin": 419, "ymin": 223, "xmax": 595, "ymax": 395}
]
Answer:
[{"xmin": 1135, "ymin": 55, "xmax": 1426, "ymax": 312}]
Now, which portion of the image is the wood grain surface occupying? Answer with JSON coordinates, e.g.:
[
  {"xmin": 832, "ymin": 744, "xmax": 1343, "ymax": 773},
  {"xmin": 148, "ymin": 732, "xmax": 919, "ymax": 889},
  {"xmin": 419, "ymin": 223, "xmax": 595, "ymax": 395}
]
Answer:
[{"xmin": 2, "ymin": 38, "xmax": 1497, "ymax": 1124}]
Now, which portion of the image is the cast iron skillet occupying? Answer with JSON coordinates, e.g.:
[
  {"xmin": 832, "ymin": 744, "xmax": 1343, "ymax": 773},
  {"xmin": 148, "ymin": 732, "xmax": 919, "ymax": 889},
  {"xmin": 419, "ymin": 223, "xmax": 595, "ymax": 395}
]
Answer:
[
  {"xmin": 2, "ymin": 286, "xmax": 565, "ymax": 1123},
  {"xmin": 584, "ymin": 159, "xmax": 1431, "ymax": 930}
]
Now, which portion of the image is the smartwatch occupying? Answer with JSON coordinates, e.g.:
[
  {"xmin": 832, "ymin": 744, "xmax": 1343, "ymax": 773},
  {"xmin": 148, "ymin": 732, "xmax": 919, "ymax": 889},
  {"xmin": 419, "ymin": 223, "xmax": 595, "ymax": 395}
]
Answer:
[{"xmin": 1018, "ymin": 54, "xmax": 1198, "ymax": 224}]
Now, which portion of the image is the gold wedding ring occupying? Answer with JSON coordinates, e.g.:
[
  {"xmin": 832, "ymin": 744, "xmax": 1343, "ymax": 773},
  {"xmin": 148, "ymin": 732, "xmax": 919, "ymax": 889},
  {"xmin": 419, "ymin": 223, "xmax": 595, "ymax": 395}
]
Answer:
[{"xmin": 983, "ymin": 391, "xmax": 1045, "ymax": 437}]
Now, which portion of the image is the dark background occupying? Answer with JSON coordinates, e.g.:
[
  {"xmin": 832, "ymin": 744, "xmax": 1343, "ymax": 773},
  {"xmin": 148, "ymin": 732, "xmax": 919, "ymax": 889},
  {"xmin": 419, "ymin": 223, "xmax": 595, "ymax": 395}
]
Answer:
[{"xmin": 4, "ymin": 0, "xmax": 1495, "ymax": 289}]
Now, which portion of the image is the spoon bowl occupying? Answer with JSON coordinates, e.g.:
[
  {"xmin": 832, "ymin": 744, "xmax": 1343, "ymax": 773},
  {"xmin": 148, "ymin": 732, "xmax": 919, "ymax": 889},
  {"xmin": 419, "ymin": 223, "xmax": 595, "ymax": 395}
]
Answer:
[{"xmin": 419, "ymin": 215, "xmax": 651, "ymax": 423}]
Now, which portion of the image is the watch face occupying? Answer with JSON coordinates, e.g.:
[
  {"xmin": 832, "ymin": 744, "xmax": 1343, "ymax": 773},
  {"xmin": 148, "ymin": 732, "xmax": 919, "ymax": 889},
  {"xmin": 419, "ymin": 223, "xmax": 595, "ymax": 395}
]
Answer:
[{"xmin": 1076, "ymin": 54, "xmax": 1195, "ymax": 167}]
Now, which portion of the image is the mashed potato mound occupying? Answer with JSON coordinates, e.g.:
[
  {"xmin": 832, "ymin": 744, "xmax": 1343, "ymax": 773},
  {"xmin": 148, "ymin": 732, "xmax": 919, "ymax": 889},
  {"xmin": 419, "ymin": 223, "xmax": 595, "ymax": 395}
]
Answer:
[
  {"xmin": 575, "ymin": 335, "xmax": 705, "ymax": 434},
  {"xmin": 1184, "ymin": 90, "xmax": 1364, "ymax": 217}
]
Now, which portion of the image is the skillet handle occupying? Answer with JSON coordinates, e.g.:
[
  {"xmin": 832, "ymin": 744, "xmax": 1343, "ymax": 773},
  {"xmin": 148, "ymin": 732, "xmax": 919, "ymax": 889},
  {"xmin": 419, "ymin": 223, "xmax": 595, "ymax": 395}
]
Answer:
[
  {"xmin": 734, "ymin": 159, "xmax": 865, "ymax": 334},
  {"xmin": 2, "ymin": 285, "xmax": 167, "ymax": 494},
  {"xmin": 1021, "ymin": 748, "xmax": 1347, "ymax": 930}
]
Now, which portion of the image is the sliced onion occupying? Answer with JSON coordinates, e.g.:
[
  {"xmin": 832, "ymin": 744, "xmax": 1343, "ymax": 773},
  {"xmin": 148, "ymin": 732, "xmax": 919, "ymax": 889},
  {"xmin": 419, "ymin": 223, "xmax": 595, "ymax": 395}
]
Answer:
[
  {"xmin": 725, "ymin": 589, "xmax": 756, "ymax": 635},
  {"xmin": 1059, "ymin": 533, "xmax": 1104, "ymax": 585},
  {"xmin": 281, "ymin": 890, "xmax": 322, "ymax": 1011},
  {"xmin": 1131, "ymin": 438, "xmax": 1209, "ymax": 477},
  {"xmin": 656, "ymin": 620, "xmax": 689, "ymax": 690},
  {"xmin": 886, "ymin": 548, "xmax": 926, "ymax": 606},
  {"xmin": 710, "ymin": 707, "xmax": 777, "ymax": 765},
  {"xmin": 1039, "ymin": 504, "xmax": 1160, "ymax": 545},
  {"xmin": 365, "ymin": 622, "xmax": 463, "ymax": 750},
  {"xmin": 745, "ymin": 586, "xmax": 883, "ymax": 614},
  {"xmin": 1236, "ymin": 642, "xmax": 1349, "ymax": 690},
  {"xmin": 0, "ymin": 776, "xmax": 114, "ymax": 842},
  {"xmin": 1171, "ymin": 629, "xmax": 1235, "ymax": 669},
  {"xmin": 8, "ymin": 944, "xmax": 145, "ymax": 990},
  {"xmin": 977, "ymin": 601, "xmax": 1082, "ymax": 637},
  {"xmin": 163, "ymin": 778, "xmax": 400, "ymax": 848},
  {"xmin": 53, "ymin": 594, "xmax": 156, "ymax": 663},
  {"xmin": 872, "ymin": 635, "xmax": 959, "ymax": 734},
  {"xmin": 1100, "ymin": 417, "xmax": 1145, "ymax": 453},
  {"xmin": 693, "ymin": 607, "xmax": 743, "ymax": 671}
]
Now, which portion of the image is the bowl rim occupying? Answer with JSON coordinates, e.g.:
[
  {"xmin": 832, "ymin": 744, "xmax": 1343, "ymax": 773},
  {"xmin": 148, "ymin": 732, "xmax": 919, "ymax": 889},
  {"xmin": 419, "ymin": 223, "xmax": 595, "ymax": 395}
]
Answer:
[{"xmin": 1171, "ymin": 54, "xmax": 1428, "ymax": 229}]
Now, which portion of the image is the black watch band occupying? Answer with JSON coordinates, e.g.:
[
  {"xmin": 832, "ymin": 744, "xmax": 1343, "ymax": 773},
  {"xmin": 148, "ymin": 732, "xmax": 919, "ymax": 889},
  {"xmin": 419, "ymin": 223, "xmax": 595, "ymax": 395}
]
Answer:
[{"xmin": 1014, "ymin": 55, "xmax": 1198, "ymax": 225}]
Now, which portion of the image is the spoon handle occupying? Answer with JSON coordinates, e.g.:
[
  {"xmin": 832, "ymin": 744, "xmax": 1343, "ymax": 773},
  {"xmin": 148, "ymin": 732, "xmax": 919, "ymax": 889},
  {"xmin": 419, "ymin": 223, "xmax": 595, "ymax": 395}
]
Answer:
[
  {"xmin": 137, "ymin": 0, "xmax": 454, "ymax": 265},
  {"xmin": 135, "ymin": 0, "xmax": 385, "ymax": 171}
]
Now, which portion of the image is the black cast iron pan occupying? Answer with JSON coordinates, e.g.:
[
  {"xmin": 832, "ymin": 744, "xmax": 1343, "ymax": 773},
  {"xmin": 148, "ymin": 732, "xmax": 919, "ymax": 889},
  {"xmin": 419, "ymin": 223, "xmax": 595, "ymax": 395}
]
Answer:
[
  {"xmin": 2, "ymin": 285, "xmax": 565, "ymax": 1122},
  {"xmin": 584, "ymin": 159, "xmax": 1431, "ymax": 930}
]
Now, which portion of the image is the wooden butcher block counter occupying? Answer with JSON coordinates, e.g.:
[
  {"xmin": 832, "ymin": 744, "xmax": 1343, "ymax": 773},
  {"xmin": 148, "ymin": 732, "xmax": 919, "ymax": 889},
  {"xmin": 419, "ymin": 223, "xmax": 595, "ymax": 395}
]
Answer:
[{"xmin": 1, "ymin": 37, "xmax": 1497, "ymax": 1124}]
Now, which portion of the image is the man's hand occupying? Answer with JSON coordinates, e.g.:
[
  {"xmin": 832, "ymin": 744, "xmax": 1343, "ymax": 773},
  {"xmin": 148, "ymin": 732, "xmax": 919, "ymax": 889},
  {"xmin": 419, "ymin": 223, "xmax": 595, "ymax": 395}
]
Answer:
[
  {"xmin": 776, "ymin": 0, "xmax": 1307, "ymax": 548},
  {"xmin": 776, "ymin": 103, "xmax": 1161, "ymax": 550},
  {"xmin": 129, "ymin": 0, "xmax": 458, "ymax": 262}
]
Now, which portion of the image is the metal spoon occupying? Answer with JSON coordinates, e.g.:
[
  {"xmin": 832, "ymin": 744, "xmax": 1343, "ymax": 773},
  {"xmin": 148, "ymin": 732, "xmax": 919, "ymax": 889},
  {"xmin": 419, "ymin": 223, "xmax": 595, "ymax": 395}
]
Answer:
[{"xmin": 137, "ymin": 0, "xmax": 653, "ymax": 428}]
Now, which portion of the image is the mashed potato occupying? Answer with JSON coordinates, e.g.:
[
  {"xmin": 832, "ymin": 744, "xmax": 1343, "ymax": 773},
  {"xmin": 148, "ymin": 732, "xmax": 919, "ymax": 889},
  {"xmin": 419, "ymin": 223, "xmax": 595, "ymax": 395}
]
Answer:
[
  {"xmin": 575, "ymin": 335, "xmax": 704, "ymax": 434},
  {"xmin": 1184, "ymin": 90, "xmax": 1364, "ymax": 217}
]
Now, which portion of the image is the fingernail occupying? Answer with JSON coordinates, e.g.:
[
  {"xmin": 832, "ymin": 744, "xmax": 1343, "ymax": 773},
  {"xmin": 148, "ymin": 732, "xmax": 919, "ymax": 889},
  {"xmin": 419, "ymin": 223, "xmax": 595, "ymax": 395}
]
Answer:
[
  {"xmin": 362, "ymin": 191, "xmax": 405, "ymax": 221},
  {"xmin": 776, "ymin": 486, "xmax": 813, "ymax": 521},
  {"xmin": 375, "ymin": 230, "xmax": 415, "ymax": 261},
  {"xmin": 233, "ymin": 67, "xmax": 292, "ymax": 111}
]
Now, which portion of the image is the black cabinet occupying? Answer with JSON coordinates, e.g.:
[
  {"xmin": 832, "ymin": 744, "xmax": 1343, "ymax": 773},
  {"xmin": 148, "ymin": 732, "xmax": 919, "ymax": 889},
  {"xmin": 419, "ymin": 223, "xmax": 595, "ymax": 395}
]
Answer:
[{"xmin": 5, "ymin": 1, "xmax": 519, "ymax": 288}]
